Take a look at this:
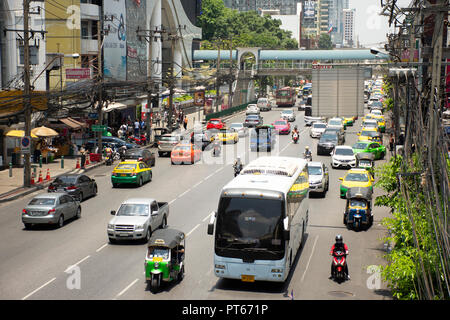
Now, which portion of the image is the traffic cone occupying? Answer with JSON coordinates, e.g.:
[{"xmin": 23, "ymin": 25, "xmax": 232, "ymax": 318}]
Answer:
[
  {"xmin": 38, "ymin": 170, "xmax": 43, "ymax": 183},
  {"xmin": 30, "ymin": 172, "xmax": 35, "ymax": 185},
  {"xmin": 76, "ymin": 158, "xmax": 80, "ymax": 169},
  {"xmin": 45, "ymin": 168, "xmax": 51, "ymax": 181},
  {"xmin": 85, "ymin": 155, "xmax": 90, "ymax": 166}
]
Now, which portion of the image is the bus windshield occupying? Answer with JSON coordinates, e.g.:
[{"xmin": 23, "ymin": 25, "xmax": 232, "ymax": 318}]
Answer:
[{"xmin": 215, "ymin": 197, "xmax": 285, "ymax": 255}]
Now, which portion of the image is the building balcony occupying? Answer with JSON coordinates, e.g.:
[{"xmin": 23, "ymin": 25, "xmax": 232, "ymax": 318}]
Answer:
[
  {"xmin": 81, "ymin": 39, "xmax": 99, "ymax": 55},
  {"xmin": 81, "ymin": 3, "xmax": 100, "ymax": 20}
]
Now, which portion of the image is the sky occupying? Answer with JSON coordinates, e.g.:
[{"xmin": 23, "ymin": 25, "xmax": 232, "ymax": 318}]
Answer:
[{"xmin": 349, "ymin": 0, "xmax": 412, "ymax": 48}]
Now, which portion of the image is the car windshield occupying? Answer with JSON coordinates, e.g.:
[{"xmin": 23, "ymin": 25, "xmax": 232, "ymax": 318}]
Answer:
[
  {"xmin": 174, "ymin": 146, "xmax": 192, "ymax": 151},
  {"xmin": 345, "ymin": 173, "xmax": 369, "ymax": 182},
  {"xmin": 210, "ymin": 120, "xmax": 220, "ymax": 124},
  {"xmin": 116, "ymin": 163, "xmax": 137, "ymax": 170},
  {"xmin": 258, "ymin": 99, "xmax": 267, "ymax": 103},
  {"xmin": 124, "ymin": 152, "xmax": 142, "ymax": 158},
  {"xmin": 230, "ymin": 124, "xmax": 242, "ymax": 129},
  {"xmin": 320, "ymin": 134, "xmax": 337, "ymax": 142},
  {"xmin": 308, "ymin": 166, "xmax": 322, "ymax": 175},
  {"xmin": 329, "ymin": 120, "xmax": 341, "ymax": 126},
  {"xmin": 54, "ymin": 176, "xmax": 77, "ymax": 184},
  {"xmin": 274, "ymin": 121, "xmax": 286, "ymax": 125},
  {"xmin": 160, "ymin": 136, "xmax": 178, "ymax": 142},
  {"xmin": 282, "ymin": 111, "xmax": 293, "ymax": 114},
  {"xmin": 361, "ymin": 131, "xmax": 378, "ymax": 137},
  {"xmin": 117, "ymin": 204, "xmax": 149, "ymax": 216},
  {"xmin": 313, "ymin": 123, "xmax": 327, "ymax": 129},
  {"xmin": 29, "ymin": 198, "xmax": 55, "ymax": 205},
  {"xmin": 247, "ymin": 116, "xmax": 259, "ymax": 120},
  {"xmin": 147, "ymin": 246, "xmax": 169, "ymax": 260},
  {"xmin": 353, "ymin": 142, "xmax": 368, "ymax": 149},
  {"xmin": 335, "ymin": 148, "xmax": 354, "ymax": 156}
]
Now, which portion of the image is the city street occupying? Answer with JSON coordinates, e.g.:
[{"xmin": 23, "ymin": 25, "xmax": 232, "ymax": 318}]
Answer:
[{"xmin": 0, "ymin": 103, "xmax": 391, "ymax": 300}]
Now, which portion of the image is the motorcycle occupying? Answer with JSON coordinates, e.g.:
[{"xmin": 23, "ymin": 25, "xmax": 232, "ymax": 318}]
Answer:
[
  {"xmin": 105, "ymin": 154, "xmax": 113, "ymax": 166},
  {"xmin": 212, "ymin": 143, "xmax": 221, "ymax": 157},
  {"xmin": 331, "ymin": 250, "xmax": 348, "ymax": 283},
  {"xmin": 233, "ymin": 164, "xmax": 243, "ymax": 177},
  {"xmin": 128, "ymin": 134, "xmax": 147, "ymax": 145},
  {"xmin": 304, "ymin": 152, "xmax": 312, "ymax": 162},
  {"xmin": 292, "ymin": 132, "xmax": 299, "ymax": 144}
]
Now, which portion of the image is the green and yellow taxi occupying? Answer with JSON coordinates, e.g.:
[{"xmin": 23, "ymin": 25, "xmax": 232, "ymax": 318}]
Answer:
[
  {"xmin": 216, "ymin": 128, "xmax": 239, "ymax": 144},
  {"xmin": 370, "ymin": 114, "xmax": 386, "ymax": 133},
  {"xmin": 352, "ymin": 141, "xmax": 386, "ymax": 160},
  {"xmin": 111, "ymin": 160, "xmax": 152, "ymax": 188},
  {"xmin": 358, "ymin": 127, "xmax": 379, "ymax": 142},
  {"xmin": 339, "ymin": 168, "xmax": 374, "ymax": 198},
  {"xmin": 343, "ymin": 117, "xmax": 354, "ymax": 127}
]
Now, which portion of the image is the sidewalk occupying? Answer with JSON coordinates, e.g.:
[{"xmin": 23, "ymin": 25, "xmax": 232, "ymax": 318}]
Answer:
[{"xmin": 0, "ymin": 157, "xmax": 104, "ymax": 203}]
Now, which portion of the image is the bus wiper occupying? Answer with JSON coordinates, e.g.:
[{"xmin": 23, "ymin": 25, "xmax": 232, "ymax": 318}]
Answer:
[{"xmin": 243, "ymin": 247, "xmax": 279, "ymax": 254}]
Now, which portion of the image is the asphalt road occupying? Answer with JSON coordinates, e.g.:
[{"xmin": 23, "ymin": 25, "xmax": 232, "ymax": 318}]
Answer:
[{"xmin": 0, "ymin": 101, "xmax": 392, "ymax": 300}]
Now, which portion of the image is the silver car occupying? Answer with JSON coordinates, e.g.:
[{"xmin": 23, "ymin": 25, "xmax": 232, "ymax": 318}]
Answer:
[
  {"xmin": 280, "ymin": 109, "xmax": 296, "ymax": 122},
  {"xmin": 229, "ymin": 123, "xmax": 249, "ymax": 137},
  {"xmin": 158, "ymin": 134, "xmax": 182, "ymax": 156},
  {"xmin": 310, "ymin": 122, "xmax": 327, "ymax": 138},
  {"xmin": 307, "ymin": 162, "xmax": 329, "ymax": 196},
  {"xmin": 22, "ymin": 193, "xmax": 81, "ymax": 229}
]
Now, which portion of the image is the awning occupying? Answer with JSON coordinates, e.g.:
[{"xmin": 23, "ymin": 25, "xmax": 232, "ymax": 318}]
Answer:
[
  {"xmin": 102, "ymin": 102, "xmax": 129, "ymax": 113},
  {"xmin": 59, "ymin": 117, "xmax": 87, "ymax": 129}
]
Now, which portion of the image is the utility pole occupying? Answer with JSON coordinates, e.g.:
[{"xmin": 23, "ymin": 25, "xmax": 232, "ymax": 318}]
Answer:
[
  {"xmin": 168, "ymin": 33, "xmax": 177, "ymax": 132},
  {"xmin": 229, "ymin": 36, "xmax": 233, "ymax": 109},
  {"xmin": 23, "ymin": 0, "xmax": 31, "ymax": 187},
  {"xmin": 97, "ymin": 18, "xmax": 103, "ymax": 155},
  {"xmin": 216, "ymin": 40, "xmax": 221, "ymax": 112}
]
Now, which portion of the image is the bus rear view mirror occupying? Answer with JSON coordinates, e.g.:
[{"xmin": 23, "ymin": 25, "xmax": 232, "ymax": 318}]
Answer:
[{"xmin": 207, "ymin": 211, "xmax": 216, "ymax": 235}]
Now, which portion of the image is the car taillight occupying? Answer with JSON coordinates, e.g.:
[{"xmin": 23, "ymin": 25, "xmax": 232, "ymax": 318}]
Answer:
[
  {"xmin": 48, "ymin": 208, "xmax": 56, "ymax": 215},
  {"xmin": 22, "ymin": 209, "xmax": 27, "ymax": 215},
  {"xmin": 138, "ymin": 157, "xmax": 143, "ymax": 161},
  {"xmin": 48, "ymin": 185, "xmax": 56, "ymax": 190},
  {"xmin": 66, "ymin": 185, "xmax": 77, "ymax": 190}
]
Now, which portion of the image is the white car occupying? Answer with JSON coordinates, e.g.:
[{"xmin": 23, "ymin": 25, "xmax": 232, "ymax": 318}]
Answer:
[
  {"xmin": 327, "ymin": 117, "xmax": 344, "ymax": 131},
  {"xmin": 229, "ymin": 123, "xmax": 249, "ymax": 137},
  {"xmin": 361, "ymin": 119, "xmax": 379, "ymax": 130},
  {"xmin": 371, "ymin": 109, "xmax": 382, "ymax": 116},
  {"xmin": 280, "ymin": 109, "xmax": 295, "ymax": 122},
  {"xmin": 257, "ymin": 97, "xmax": 271, "ymax": 111},
  {"xmin": 310, "ymin": 122, "xmax": 327, "ymax": 138},
  {"xmin": 246, "ymin": 104, "xmax": 259, "ymax": 114},
  {"xmin": 331, "ymin": 146, "xmax": 356, "ymax": 169}
]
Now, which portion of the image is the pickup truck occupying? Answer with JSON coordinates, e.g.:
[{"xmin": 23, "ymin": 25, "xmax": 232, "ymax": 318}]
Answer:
[{"xmin": 107, "ymin": 198, "xmax": 169, "ymax": 243}]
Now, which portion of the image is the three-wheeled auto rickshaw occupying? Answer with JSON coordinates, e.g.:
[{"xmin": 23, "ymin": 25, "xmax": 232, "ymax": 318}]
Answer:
[
  {"xmin": 356, "ymin": 152, "xmax": 375, "ymax": 178},
  {"xmin": 145, "ymin": 229, "xmax": 185, "ymax": 293},
  {"xmin": 343, "ymin": 187, "xmax": 373, "ymax": 230},
  {"xmin": 369, "ymin": 132, "xmax": 383, "ymax": 144}
]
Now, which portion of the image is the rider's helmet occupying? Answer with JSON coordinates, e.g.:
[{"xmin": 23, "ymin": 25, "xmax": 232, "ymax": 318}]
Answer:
[
  {"xmin": 305, "ymin": 146, "xmax": 310, "ymax": 150},
  {"xmin": 294, "ymin": 125, "xmax": 298, "ymax": 130},
  {"xmin": 335, "ymin": 234, "xmax": 343, "ymax": 244}
]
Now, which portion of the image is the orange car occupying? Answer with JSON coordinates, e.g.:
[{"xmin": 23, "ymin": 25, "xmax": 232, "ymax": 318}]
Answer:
[{"xmin": 171, "ymin": 143, "xmax": 202, "ymax": 165}]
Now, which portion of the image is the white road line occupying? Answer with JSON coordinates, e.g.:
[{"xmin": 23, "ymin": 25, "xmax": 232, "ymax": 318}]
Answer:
[
  {"xmin": 96, "ymin": 243, "xmax": 108, "ymax": 253},
  {"xmin": 301, "ymin": 235, "xmax": 319, "ymax": 283},
  {"xmin": 115, "ymin": 278, "xmax": 139, "ymax": 299},
  {"xmin": 65, "ymin": 255, "xmax": 91, "ymax": 272},
  {"xmin": 214, "ymin": 167, "xmax": 223, "ymax": 174},
  {"xmin": 22, "ymin": 277, "xmax": 56, "ymax": 300},
  {"xmin": 178, "ymin": 189, "xmax": 191, "ymax": 198},
  {"xmin": 204, "ymin": 173, "xmax": 215, "ymax": 181},
  {"xmin": 192, "ymin": 181, "xmax": 202, "ymax": 189},
  {"xmin": 168, "ymin": 199, "xmax": 176, "ymax": 205},
  {"xmin": 186, "ymin": 223, "xmax": 201, "ymax": 237},
  {"xmin": 202, "ymin": 213, "xmax": 212, "ymax": 222}
]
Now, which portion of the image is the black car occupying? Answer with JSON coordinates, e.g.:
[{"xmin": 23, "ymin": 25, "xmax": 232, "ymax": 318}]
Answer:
[
  {"xmin": 123, "ymin": 149, "xmax": 155, "ymax": 167},
  {"xmin": 244, "ymin": 114, "xmax": 263, "ymax": 128},
  {"xmin": 323, "ymin": 128, "xmax": 345, "ymax": 144},
  {"xmin": 48, "ymin": 174, "xmax": 98, "ymax": 202},
  {"xmin": 317, "ymin": 132, "xmax": 341, "ymax": 156},
  {"xmin": 86, "ymin": 137, "xmax": 138, "ymax": 151}
]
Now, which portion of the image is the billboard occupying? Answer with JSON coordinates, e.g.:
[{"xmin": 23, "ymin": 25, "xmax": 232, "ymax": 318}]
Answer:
[
  {"xmin": 103, "ymin": 0, "xmax": 127, "ymax": 80},
  {"xmin": 126, "ymin": 0, "xmax": 147, "ymax": 81},
  {"xmin": 303, "ymin": 0, "xmax": 315, "ymax": 19}
]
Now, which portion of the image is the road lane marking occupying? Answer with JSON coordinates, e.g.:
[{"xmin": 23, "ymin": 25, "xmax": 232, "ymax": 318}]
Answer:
[
  {"xmin": 168, "ymin": 199, "xmax": 176, "ymax": 205},
  {"xmin": 178, "ymin": 189, "xmax": 191, "ymax": 198},
  {"xmin": 204, "ymin": 173, "xmax": 215, "ymax": 180},
  {"xmin": 202, "ymin": 213, "xmax": 213, "ymax": 222},
  {"xmin": 22, "ymin": 277, "xmax": 56, "ymax": 300},
  {"xmin": 192, "ymin": 181, "xmax": 202, "ymax": 189},
  {"xmin": 115, "ymin": 278, "xmax": 139, "ymax": 299},
  {"xmin": 96, "ymin": 243, "xmax": 108, "ymax": 252},
  {"xmin": 186, "ymin": 223, "xmax": 201, "ymax": 237},
  {"xmin": 65, "ymin": 255, "xmax": 91, "ymax": 272},
  {"xmin": 301, "ymin": 235, "xmax": 319, "ymax": 283}
]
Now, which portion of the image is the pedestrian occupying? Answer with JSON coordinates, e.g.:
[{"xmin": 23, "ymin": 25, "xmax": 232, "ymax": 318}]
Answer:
[
  {"xmin": 34, "ymin": 139, "xmax": 42, "ymax": 164},
  {"xmin": 134, "ymin": 119, "xmax": 140, "ymax": 136},
  {"xmin": 183, "ymin": 116, "xmax": 188, "ymax": 130},
  {"xmin": 80, "ymin": 144, "xmax": 87, "ymax": 169},
  {"xmin": 389, "ymin": 133, "xmax": 394, "ymax": 156}
]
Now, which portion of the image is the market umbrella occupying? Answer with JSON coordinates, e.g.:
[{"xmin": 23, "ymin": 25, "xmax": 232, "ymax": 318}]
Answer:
[
  {"xmin": 6, "ymin": 129, "xmax": 38, "ymax": 139},
  {"xmin": 31, "ymin": 126, "xmax": 59, "ymax": 137}
]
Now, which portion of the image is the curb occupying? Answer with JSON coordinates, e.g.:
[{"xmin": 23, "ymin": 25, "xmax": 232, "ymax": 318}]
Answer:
[{"xmin": 0, "ymin": 160, "xmax": 105, "ymax": 204}]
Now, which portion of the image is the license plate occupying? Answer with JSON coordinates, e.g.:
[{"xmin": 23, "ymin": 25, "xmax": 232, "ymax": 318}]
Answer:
[
  {"xmin": 121, "ymin": 174, "xmax": 127, "ymax": 177},
  {"xmin": 119, "ymin": 233, "xmax": 130, "ymax": 237},
  {"xmin": 241, "ymin": 275, "xmax": 255, "ymax": 282},
  {"xmin": 153, "ymin": 257, "xmax": 163, "ymax": 262}
]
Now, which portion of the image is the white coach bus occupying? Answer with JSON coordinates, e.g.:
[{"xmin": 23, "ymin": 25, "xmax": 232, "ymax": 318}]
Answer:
[{"xmin": 207, "ymin": 156, "xmax": 309, "ymax": 282}]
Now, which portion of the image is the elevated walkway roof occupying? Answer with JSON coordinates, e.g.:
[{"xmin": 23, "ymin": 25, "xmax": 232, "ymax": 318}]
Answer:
[{"xmin": 193, "ymin": 49, "xmax": 389, "ymax": 61}]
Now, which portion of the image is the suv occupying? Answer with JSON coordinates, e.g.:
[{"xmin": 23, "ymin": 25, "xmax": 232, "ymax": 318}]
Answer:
[
  {"xmin": 123, "ymin": 149, "xmax": 156, "ymax": 167},
  {"xmin": 257, "ymin": 98, "xmax": 271, "ymax": 111},
  {"xmin": 157, "ymin": 134, "xmax": 183, "ymax": 156},
  {"xmin": 317, "ymin": 131, "xmax": 340, "ymax": 155},
  {"xmin": 323, "ymin": 127, "xmax": 345, "ymax": 144},
  {"xmin": 328, "ymin": 117, "xmax": 345, "ymax": 130},
  {"xmin": 307, "ymin": 162, "xmax": 329, "ymax": 196},
  {"xmin": 331, "ymin": 146, "xmax": 357, "ymax": 169},
  {"xmin": 86, "ymin": 136, "xmax": 137, "ymax": 151}
]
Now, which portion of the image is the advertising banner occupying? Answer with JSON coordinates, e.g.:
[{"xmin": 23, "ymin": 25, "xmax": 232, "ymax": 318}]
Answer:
[
  {"xmin": 126, "ymin": 0, "xmax": 147, "ymax": 81},
  {"xmin": 303, "ymin": 0, "xmax": 315, "ymax": 19},
  {"xmin": 103, "ymin": 0, "xmax": 127, "ymax": 80}
]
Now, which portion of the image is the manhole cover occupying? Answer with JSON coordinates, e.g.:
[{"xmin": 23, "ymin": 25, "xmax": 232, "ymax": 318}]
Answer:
[{"xmin": 328, "ymin": 291, "xmax": 354, "ymax": 298}]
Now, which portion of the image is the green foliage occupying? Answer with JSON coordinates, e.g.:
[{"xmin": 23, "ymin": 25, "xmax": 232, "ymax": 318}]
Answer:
[
  {"xmin": 374, "ymin": 155, "xmax": 449, "ymax": 299},
  {"xmin": 198, "ymin": 0, "xmax": 298, "ymax": 50},
  {"xmin": 317, "ymin": 34, "xmax": 333, "ymax": 50}
]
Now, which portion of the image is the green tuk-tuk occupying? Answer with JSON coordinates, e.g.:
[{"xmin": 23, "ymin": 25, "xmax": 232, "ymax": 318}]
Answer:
[
  {"xmin": 343, "ymin": 187, "xmax": 373, "ymax": 230},
  {"xmin": 356, "ymin": 152, "xmax": 375, "ymax": 178},
  {"xmin": 145, "ymin": 229, "xmax": 185, "ymax": 293}
]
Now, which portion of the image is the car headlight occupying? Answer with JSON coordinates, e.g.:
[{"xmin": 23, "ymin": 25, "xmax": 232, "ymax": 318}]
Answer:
[
  {"xmin": 135, "ymin": 224, "xmax": 144, "ymax": 230},
  {"xmin": 108, "ymin": 224, "xmax": 114, "ymax": 229}
]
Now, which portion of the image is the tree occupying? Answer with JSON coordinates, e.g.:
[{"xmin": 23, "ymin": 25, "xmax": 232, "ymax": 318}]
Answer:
[{"xmin": 318, "ymin": 34, "xmax": 333, "ymax": 50}]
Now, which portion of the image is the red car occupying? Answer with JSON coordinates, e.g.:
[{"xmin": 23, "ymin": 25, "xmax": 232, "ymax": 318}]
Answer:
[
  {"xmin": 272, "ymin": 119, "xmax": 291, "ymax": 135},
  {"xmin": 206, "ymin": 118, "xmax": 225, "ymax": 130},
  {"xmin": 171, "ymin": 143, "xmax": 202, "ymax": 165}
]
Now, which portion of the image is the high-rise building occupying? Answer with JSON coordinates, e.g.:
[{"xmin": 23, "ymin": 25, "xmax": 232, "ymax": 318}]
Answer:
[
  {"xmin": 343, "ymin": 8, "xmax": 355, "ymax": 47},
  {"xmin": 224, "ymin": 0, "xmax": 301, "ymax": 16},
  {"xmin": 328, "ymin": 0, "xmax": 349, "ymax": 46}
]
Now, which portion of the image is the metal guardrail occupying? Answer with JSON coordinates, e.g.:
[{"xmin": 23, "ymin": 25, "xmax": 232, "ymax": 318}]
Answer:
[{"xmin": 205, "ymin": 101, "xmax": 257, "ymax": 122}]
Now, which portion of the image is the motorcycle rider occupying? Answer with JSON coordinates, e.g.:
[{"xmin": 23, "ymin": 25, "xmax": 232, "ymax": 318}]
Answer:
[
  {"xmin": 292, "ymin": 125, "xmax": 299, "ymax": 142},
  {"xmin": 212, "ymin": 139, "xmax": 221, "ymax": 156},
  {"xmin": 329, "ymin": 235, "xmax": 350, "ymax": 280},
  {"xmin": 104, "ymin": 143, "xmax": 113, "ymax": 159},
  {"xmin": 303, "ymin": 146, "xmax": 312, "ymax": 159},
  {"xmin": 233, "ymin": 156, "xmax": 243, "ymax": 176}
]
